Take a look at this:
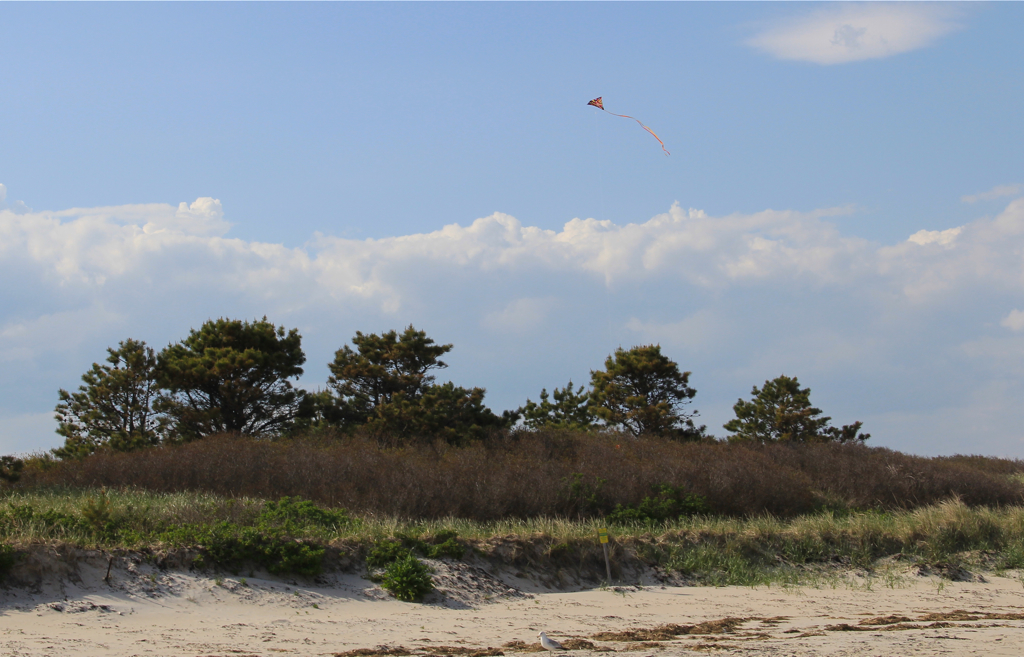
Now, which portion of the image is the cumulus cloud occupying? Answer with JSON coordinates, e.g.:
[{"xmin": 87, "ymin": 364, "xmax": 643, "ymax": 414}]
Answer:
[
  {"xmin": 907, "ymin": 227, "xmax": 961, "ymax": 247},
  {"xmin": 962, "ymin": 184, "xmax": 1023, "ymax": 204},
  {"xmin": 5, "ymin": 188, "xmax": 1024, "ymax": 455},
  {"xmin": 747, "ymin": 4, "xmax": 961, "ymax": 65}
]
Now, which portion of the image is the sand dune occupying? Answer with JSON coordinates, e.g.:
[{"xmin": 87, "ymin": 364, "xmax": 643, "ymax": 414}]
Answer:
[{"xmin": 2, "ymin": 551, "xmax": 1023, "ymax": 656}]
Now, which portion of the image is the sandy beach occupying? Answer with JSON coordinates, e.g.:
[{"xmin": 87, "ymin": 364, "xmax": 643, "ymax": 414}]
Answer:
[{"xmin": 2, "ymin": 551, "xmax": 1023, "ymax": 657}]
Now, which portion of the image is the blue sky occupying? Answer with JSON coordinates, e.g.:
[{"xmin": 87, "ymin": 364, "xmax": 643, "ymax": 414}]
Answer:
[{"xmin": 2, "ymin": 2, "xmax": 1023, "ymax": 456}]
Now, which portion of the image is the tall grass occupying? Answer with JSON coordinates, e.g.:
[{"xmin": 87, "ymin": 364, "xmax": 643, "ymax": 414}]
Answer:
[
  {"xmin": 3, "ymin": 489, "xmax": 1024, "ymax": 584},
  {"xmin": 13, "ymin": 432, "xmax": 1024, "ymax": 520}
]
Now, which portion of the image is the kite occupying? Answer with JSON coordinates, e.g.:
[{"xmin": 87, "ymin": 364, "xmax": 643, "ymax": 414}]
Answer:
[{"xmin": 587, "ymin": 97, "xmax": 669, "ymax": 156}]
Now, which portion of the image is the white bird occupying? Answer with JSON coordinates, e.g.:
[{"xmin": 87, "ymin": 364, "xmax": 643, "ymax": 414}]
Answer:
[{"xmin": 538, "ymin": 631, "xmax": 565, "ymax": 652}]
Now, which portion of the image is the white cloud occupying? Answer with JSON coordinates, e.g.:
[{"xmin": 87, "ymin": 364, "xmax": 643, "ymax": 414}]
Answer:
[
  {"xmin": 962, "ymin": 184, "xmax": 1023, "ymax": 204},
  {"xmin": 1001, "ymin": 310, "xmax": 1024, "ymax": 332},
  {"xmin": 907, "ymin": 226, "xmax": 961, "ymax": 247},
  {"xmin": 747, "ymin": 4, "xmax": 961, "ymax": 65},
  {"xmin": 4, "ymin": 194, "xmax": 1024, "ymax": 324},
  {"xmin": 6, "ymin": 191, "xmax": 1024, "ymax": 455}
]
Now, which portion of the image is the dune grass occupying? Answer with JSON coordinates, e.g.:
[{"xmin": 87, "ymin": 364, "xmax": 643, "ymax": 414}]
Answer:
[{"xmin": 2, "ymin": 487, "xmax": 1024, "ymax": 586}]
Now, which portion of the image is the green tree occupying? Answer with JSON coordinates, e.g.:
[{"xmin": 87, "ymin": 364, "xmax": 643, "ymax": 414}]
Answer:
[
  {"xmin": 589, "ymin": 345, "xmax": 703, "ymax": 439},
  {"xmin": 724, "ymin": 375, "xmax": 870, "ymax": 443},
  {"xmin": 326, "ymin": 326, "xmax": 510, "ymax": 444},
  {"xmin": 326, "ymin": 325, "xmax": 452, "ymax": 427},
  {"xmin": 372, "ymin": 382, "xmax": 507, "ymax": 445},
  {"xmin": 155, "ymin": 317, "xmax": 305, "ymax": 440},
  {"xmin": 53, "ymin": 339, "xmax": 164, "ymax": 458},
  {"xmin": 518, "ymin": 380, "xmax": 593, "ymax": 430}
]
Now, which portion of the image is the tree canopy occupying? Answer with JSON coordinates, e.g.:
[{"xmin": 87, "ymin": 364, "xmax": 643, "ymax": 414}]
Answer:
[
  {"xmin": 724, "ymin": 375, "xmax": 869, "ymax": 443},
  {"xmin": 326, "ymin": 325, "xmax": 451, "ymax": 427},
  {"xmin": 326, "ymin": 326, "xmax": 509, "ymax": 443},
  {"xmin": 518, "ymin": 380, "xmax": 593, "ymax": 431},
  {"xmin": 155, "ymin": 317, "xmax": 305, "ymax": 439},
  {"xmin": 372, "ymin": 382, "xmax": 507, "ymax": 445},
  {"xmin": 53, "ymin": 339, "xmax": 164, "ymax": 458},
  {"xmin": 589, "ymin": 345, "xmax": 703, "ymax": 439}
]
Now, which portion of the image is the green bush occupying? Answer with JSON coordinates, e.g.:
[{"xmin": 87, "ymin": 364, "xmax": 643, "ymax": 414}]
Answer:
[
  {"xmin": 394, "ymin": 530, "xmax": 465, "ymax": 560},
  {"xmin": 161, "ymin": 522, "xmax": 324, "ymax": 577},
  {"xmin": 81, "ymin": 492, "xmax": 117, "ymax": 537},
  {"xmin": 607, "ymin": 484, "xmax": 711, "ymax": 525},
  {"xmin": 380, "ymin": 554, "xmax": 434, "ymax": 601},
  {"xmin": 0, "ymin": 456, "xmax": 24, "ymax": 484},
  {"xmin": 257, "ymin": 496, "xmax": 356, "ymax": 532},
  {"xmin": 424, "ymin": 530, "xmax": 465, "ymax": 560},
  {"xmin": 366, "ymin": 538, "xmax": 412, "ymax": 569}
]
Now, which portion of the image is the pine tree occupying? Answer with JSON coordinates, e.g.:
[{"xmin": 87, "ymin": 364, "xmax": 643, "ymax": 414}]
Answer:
[
  {"xmin": 54, "ymin": 339, "xmax": 164, "ymax": 458},
  {"xmin": 724, "ymin": 375, "xmax": 869, "ymax": 443},
  {"xmin": 589, "ymin": 345, "xmax": 704, "ymax": 439},
  {"xmin": 155, "ymin": 317, "xmax": 305, "ymax": 439}
]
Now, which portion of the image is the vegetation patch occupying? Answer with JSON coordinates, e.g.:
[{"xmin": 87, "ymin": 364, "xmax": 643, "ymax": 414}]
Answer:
[
  {"xmin": 1, "ymin": 488, "xmax": 1023, "ymax": 588},
  {"xmin": 378, "ymin": 554, "xmax": 433, "ymax": 601},
  {"xmin": 606, "ymin": 485, "xmax": 710, "ymax": 525},
  {"xmin": 365, "ymin": 535, "xmax": 446, "ymax": 602},
  {"xmin": 162, "ymin": 521, "xmax": 325, "ymax": 576}
]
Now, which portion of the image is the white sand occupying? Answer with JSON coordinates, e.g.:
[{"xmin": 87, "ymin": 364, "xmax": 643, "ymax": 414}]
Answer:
[{"xmin": 2, "ymin": 556, "xmax": 1023, "ymax": 656}]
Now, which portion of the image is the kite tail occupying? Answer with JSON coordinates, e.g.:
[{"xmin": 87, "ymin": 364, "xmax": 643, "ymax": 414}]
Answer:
[{"xmin": 607, "ymin": 112, "xmax": 670, "ymax": 156}]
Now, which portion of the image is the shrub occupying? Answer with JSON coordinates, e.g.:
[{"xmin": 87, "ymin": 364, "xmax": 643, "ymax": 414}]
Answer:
[
  {"xmin": 257, "ymin": 496, "xmax": 355, "ymax": 532},
  {"xmin": 81, "ymin": 491, "xmax": 117, "ymax": 538},
  {"xmin": 161, "ymin": 521, "xmax": 324, "ymax": 576},
  {"xmin": 395, "ymin": 530, "xmax": 465, "ymax": 560},
  {"xmin": 380, "ymin": 554, "xmax": 434, "ymax": 601},
  {"xmin": 423, "ymin": 530, "xmax": 465, "ymax": 560},
  {"xmin": 366, "ymin": 539, "xmax": 411, "ymax": 569},
  {"xmin": 0, "ymin": 456, "xmax": 24, "ymax": 484},
  {"xmin": 13, "ymin": 433, "xmax": 1024, "ymax": 520},
  {"xmin": 607, "ymin": 485, "xmax": 710, "ymax": 525}
]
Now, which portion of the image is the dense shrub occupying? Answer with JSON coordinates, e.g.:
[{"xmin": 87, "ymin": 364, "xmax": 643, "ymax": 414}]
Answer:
[
  {"xmin": 380, "ymin": 554, "xmax": 434, "ymax": 601},
  {"xmin": 161, "ymin": 521, "xmax": 324, "ymax": 576},
  {"xmin": 366, "ymin": 539, "xmax": 412, "ymax": 569},
  {"xmin": 13, "ymin": 431, "xmax": 1024, "ymax": 520},
  {"xmin": 364, "ymin": 537, "xmax": 437, "ymax": 601},
  {"xmin": 606, "ymin": 485, "xmax": 711, "ymax": 525},
  {"xmin": 257, "ymin": 496, "xmax": 356, "ymax": 532},
  {"xmin": 0, "ymin": 456, "xmax": 24, "ymax": 484}
]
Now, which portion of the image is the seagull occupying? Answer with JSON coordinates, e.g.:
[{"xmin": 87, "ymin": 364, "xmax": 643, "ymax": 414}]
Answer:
[{"xmin": 538, "ymin": 631, "xmax": 565, "ymax": 652}]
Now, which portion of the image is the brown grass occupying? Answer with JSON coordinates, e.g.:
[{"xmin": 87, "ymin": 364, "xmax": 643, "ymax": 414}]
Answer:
[{"xmin": 14, "ymin": 430, "xmax": 1024, "ymax": 520}]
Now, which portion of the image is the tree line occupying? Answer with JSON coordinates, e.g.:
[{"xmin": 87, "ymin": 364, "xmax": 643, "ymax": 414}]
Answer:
[{"xmin": 51, "ymin": 317, "xmax": 868, "ymax": 459}]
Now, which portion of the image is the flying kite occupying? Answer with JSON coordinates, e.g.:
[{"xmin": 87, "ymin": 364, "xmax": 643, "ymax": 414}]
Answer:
[{"xmin": 587, "ymin": 97, "xmax": 669, "ymax": 156}]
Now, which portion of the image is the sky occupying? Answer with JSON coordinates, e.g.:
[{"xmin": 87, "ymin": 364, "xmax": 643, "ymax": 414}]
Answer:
[{"xmin": 2, "ymin": 2, "xmax": 1023, "ymax": 457}]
